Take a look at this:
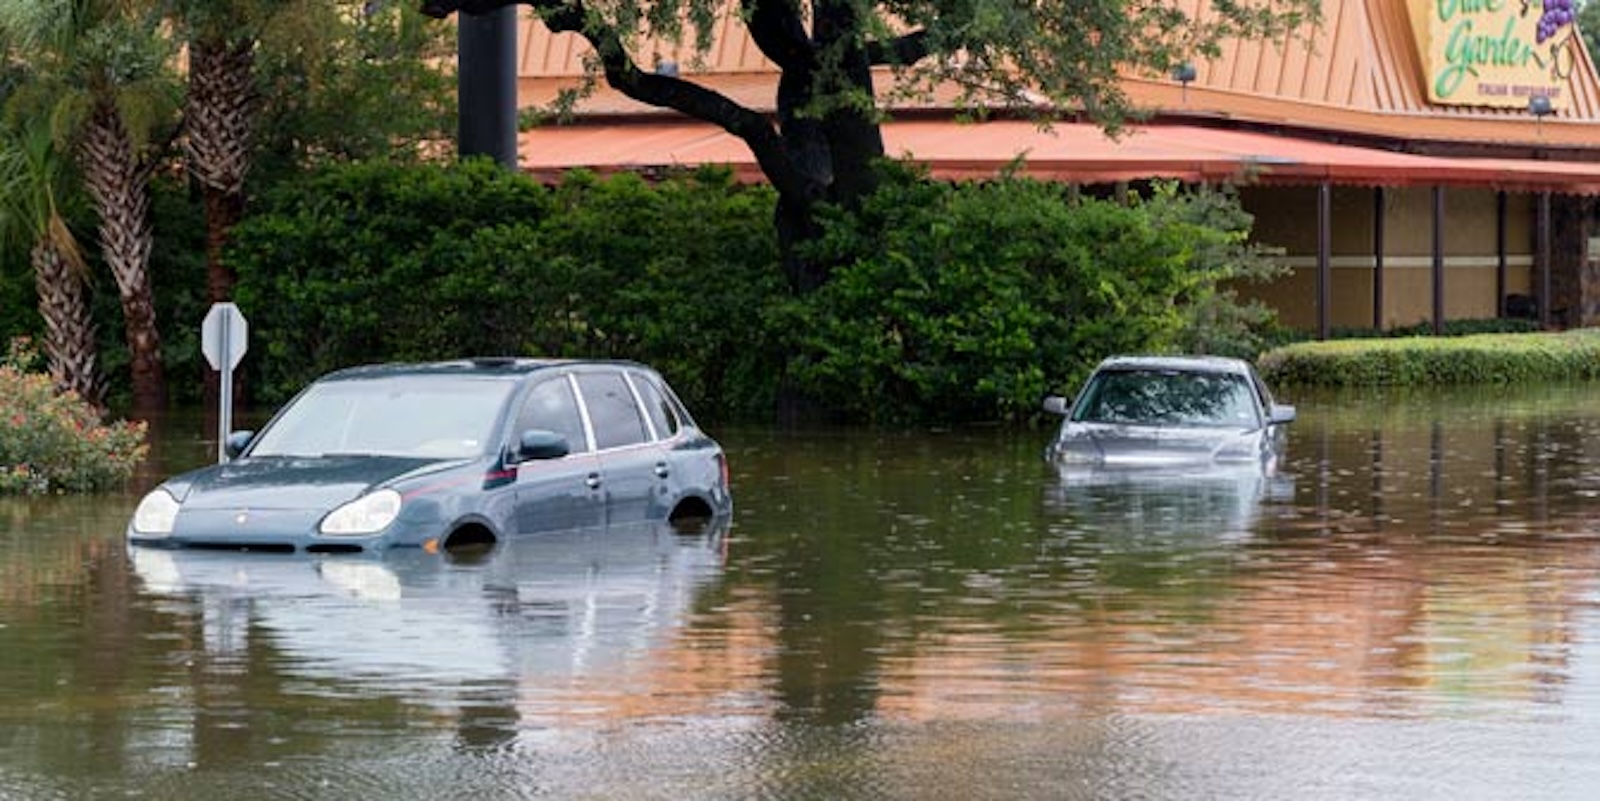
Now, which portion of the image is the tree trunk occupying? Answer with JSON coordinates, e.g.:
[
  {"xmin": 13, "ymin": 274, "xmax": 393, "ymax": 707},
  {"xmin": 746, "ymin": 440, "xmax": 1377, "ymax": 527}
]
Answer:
[
  {"xmin": 80, "ymin": 104, "xmax": 166, "ymax": 416},
  {"xmin": 186, "ymin": 35, "xmax": 257, "ymax": 417},
  {"xmin": 30, "ymin": 241, "xmax": 101, "ymax": 406},
  {"xmin": 186, "ymin": 36, "xmax": 256, "ymax": 304}
]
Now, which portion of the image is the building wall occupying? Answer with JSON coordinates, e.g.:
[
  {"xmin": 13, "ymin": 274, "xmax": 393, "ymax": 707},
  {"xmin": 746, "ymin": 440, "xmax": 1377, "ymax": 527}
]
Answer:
[{"xmin": 1238, "ymin": 186, "xmax": 1536, "ymax": 331}]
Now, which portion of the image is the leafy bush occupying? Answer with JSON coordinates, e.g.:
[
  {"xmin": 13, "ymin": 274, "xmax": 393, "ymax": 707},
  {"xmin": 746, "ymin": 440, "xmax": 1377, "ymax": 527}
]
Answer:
[
  {"xmin": 0, "ymin": 338, "xmax": 148, "ymax": 494},
  {"xmin": 226, "ymin": 159, "xmax": 1282, "ymax": 424},
  {"xmin": 1258, "ymin": 329, "xmax": 1600, "ymax": 387},
  {"xmin": 789, "ymin": 168, "xmax": 1283, "ymax": 423},
  {"xmin": 229, "ymin": 162, "xmax": 784, "ymax": 419}
]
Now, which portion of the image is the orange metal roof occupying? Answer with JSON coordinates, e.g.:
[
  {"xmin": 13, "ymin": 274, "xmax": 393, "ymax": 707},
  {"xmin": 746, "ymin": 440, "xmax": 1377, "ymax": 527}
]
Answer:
[
  {"xmin": 519, "ymin": 120, "xmax": 1600, "ymax": 195},
  {"xmin": 512, "ymin": 0, "xmax": 1600, "ymax": 149}
]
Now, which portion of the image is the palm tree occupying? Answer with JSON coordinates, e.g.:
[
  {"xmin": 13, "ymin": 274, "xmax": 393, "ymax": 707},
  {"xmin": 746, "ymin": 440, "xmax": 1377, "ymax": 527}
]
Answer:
[
  {"xmin": 0, "ymin": 120, "xmax": 101, "ymax": 405},
  {"xmin": 0, "ymin": 0, "xmax": 180, "ymax": 415}
]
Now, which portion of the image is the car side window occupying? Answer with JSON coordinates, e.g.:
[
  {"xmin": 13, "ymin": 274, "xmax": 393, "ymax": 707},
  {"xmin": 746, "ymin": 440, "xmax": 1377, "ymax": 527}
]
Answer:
[
  {"xmin": 630, "ymin": 373, "xmax": 680, "ymax": 440},
  {"xmin": 575, "ymin": 372, "xmax": 649, "ymax": 450},
  {"xmin": 516, "ymin": 376, "xmax": 589, "ymax": 454}
]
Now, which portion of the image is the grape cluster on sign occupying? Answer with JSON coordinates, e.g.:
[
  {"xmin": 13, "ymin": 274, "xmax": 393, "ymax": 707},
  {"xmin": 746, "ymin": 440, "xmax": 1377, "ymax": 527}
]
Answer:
[{"xmin": 1538, "ymin": 0, "xmax": 1574, "ymax": 44}]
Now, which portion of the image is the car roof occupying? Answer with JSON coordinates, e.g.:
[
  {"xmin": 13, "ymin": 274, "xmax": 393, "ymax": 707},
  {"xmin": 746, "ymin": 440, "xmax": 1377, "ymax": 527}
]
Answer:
[
  {"xmin": 316, "ymin": 357, "xmax": 652, "ymax": 382},
  {"xmin": 1093, "ymin": 355, "xmax": 1255, "ymax": 376}
]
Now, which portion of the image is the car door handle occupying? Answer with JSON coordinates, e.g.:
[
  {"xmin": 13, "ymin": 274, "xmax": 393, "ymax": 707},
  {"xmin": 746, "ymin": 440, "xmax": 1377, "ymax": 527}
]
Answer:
[
  {"xmin": 585, "ymin": 473, "xmax": 602, "ymax": 490},
  {"xmin": 654, "ymin": 462, "xmax": 670, "ymax": 479}
]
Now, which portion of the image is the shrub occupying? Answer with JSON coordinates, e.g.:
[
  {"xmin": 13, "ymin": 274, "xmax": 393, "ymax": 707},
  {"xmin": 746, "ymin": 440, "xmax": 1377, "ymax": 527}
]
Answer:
[
  {"xmin": 229, "ymin": 162, "xmax": 784, "ymax": 419},
  {"xmin": 0, "ymin": 338, "xmax": 148, "ymax": 494},
  {"xmin": 1258, "ymin": 329, "xmax": 1600, "ymax": 387},
  {"xmin": 789, "ymin": 168, "xmax": 1283, "ymax": 423}
]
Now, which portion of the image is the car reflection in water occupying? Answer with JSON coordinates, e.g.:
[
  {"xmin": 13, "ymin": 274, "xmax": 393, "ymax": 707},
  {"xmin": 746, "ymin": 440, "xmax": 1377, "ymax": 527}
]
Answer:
[
  {"xmin": 129, "ymin": 518, "xmax": 728, "ymax": 705},
  {"xmin": 1042, "ymin": 462, "xmax": 1296, "ymax": 548}
]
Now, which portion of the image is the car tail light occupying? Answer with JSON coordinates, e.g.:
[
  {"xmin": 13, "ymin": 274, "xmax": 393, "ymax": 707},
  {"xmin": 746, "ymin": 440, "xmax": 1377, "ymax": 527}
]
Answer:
[{"xmin": 718, "ymin": 452, "xmax": 730, "ymax": 491}]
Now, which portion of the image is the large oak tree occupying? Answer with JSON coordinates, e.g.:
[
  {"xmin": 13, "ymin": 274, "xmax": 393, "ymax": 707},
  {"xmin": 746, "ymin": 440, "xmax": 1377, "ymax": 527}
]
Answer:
[{"xmin": 422, "ymin": 0, "xmax": 1320, "ymax": 291}]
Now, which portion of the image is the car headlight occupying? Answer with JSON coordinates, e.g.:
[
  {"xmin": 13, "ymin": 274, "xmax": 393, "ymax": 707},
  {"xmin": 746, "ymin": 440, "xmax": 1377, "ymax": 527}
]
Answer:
[
  {"xmin": 130, "ymin": 488, "xmax": 181, "ymax": 536},
  {"xmin": 1213, "ymin": 432, "xmax": 1261, "ymax": 463},
  {"xmin": 319, "ymin": 489, "xmax": 402, "ymax": 536},
  {"xmin": 1050, "ymin": 438, "xmax": 1101, "ymax": 466}
]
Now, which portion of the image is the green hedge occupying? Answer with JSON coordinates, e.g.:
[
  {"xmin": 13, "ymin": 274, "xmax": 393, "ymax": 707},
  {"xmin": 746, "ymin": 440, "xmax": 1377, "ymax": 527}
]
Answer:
[
  {"xmin": 223, "ymin": 160, "xmax": 1284, "ymax": 424},
  {"xmin": 793, "ymin": 170, "xmax": 1282, "ymax": 422},
  {"xmin": 228, "ymin": 161, "xmax": 785, "ymax": 419},
  {"xmin": 1258, "ymin": 329, "xmax": 1600, "ymax": 387}
]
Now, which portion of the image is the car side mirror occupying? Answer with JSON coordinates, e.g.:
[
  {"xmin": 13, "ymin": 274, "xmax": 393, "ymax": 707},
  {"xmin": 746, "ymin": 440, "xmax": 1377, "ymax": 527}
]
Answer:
[
  {"xmin": 1042, "ymin": 396, "xmax": 1070, "ymax": 416},
  {"xmin": 224, "ymin": 430, "xmax": 255, "ymax": 459},
  {"xmin": 517, "ymin": 429, "xmax": 570, "ymax": 461},
  {"xmin": 1269, "ymin": 404, "xmax": 1297, "ymax": 424}
]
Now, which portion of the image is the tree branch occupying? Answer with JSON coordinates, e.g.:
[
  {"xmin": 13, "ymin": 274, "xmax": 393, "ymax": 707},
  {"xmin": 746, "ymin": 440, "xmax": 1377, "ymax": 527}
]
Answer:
[
  {"xmin": 418, "ymin": 0, "xmax": 811, "ymax": 199},
  {"xmin": 867, "ymin": 30, "xmax": 929, "ymax": 66},
  {"xmin": 742, "ymin": 0, "xmax": 813, "ymax": 72}
]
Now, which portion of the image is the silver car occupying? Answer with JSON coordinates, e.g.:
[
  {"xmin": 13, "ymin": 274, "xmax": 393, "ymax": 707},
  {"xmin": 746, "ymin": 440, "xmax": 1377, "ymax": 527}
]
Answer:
[{"xmin": 1042, "ymin": 355, "xmax": 1296, "ymax": 475}]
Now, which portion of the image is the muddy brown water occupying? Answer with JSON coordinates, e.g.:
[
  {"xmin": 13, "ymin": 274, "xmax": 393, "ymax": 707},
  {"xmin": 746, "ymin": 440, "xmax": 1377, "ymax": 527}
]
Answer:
[{"xmin": 4, "ymin": 384, "xmax": 1600, "ymax": 799}]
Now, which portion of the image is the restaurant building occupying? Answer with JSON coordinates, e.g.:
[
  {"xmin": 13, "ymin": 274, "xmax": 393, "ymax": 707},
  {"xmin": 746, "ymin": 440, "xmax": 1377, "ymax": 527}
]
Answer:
[{"xmin": 505, "ymin": 0, "xmax": 1600, "ymax": 335}]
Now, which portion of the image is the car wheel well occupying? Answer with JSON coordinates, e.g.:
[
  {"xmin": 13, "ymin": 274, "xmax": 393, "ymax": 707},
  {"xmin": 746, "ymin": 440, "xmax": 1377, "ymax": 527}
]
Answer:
[
  {"xmin": 441, "ymin": 522, "xmax": 497, "ymax": 555},
  {"xmin": 668, "ymin": 496, "xmax": 716, "ymax": 534}
]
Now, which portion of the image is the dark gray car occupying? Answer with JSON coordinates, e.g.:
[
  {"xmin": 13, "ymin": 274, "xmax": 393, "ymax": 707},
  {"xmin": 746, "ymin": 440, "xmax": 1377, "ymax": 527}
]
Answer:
[{"xmin": 127, "ymin": 359, "xmax": 731, "ymax": 554}]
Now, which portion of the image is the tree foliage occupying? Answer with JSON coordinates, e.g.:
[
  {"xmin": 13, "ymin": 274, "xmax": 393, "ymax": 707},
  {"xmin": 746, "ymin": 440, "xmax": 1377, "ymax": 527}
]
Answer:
[
  {"xmin": 224, "ymin": 158, "xmax": 1278, "ymax": 424},
  {"xmin": 226, "ymin": 160, "xmax": 785, "ymax": 418},
  {"xmin": 420, "ymin": 0, "xmax": 1321, "ymax": 289},
  {"xmin": 1581, "ymin": 0, "xmax": 1600, "ymax": 66},
  {"xmin": 791, "ymin": 167, "xmax": 1281, "ymax": 422},
  {"xmin": 0, "ymin": 0, "xmax": 181, "ymax": 414},
  {"xmin": 253, "ymin": 2, "xmax": 457, "ymax": 181}
]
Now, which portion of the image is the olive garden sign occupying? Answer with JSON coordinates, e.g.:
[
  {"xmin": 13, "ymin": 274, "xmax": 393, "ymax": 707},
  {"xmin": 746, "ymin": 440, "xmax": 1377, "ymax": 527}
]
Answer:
[{"xmin": 1410, "ymin": 0, "xmax": 1581, "ymax": 109}]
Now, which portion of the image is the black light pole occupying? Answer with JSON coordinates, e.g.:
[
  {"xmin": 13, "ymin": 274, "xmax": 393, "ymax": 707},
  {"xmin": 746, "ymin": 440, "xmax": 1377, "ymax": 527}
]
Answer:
[{"xmin": 458, "ymin": 6, "xmax": 518, "ymax": 168}]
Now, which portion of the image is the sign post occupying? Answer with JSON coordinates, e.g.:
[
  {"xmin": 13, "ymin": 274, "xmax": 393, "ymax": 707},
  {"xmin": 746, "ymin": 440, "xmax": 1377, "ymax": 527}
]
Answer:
[{"xmin": 201, "ymin": 303, "xmax": 248, "ymax": 464}]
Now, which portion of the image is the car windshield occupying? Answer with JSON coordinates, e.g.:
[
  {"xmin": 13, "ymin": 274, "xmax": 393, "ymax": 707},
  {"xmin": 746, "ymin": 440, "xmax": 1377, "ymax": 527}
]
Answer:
[
  {"xmin": 248, "ymin": 375, "xmax": 516, "ymax": 458},
  {"xmin": 1071, "ymin": 369, "xmax": 1260, "ymax": 429}
]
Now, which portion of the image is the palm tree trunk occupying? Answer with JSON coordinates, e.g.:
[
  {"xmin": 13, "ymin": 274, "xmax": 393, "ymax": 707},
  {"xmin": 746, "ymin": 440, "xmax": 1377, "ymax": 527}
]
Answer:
[
  {"xmin": 30, "ymin": 240, "xmax": 101, "ymax": 406},
  {"xmin": 186, "ymin": 35, "xmax": 256, "ymax": 416},
  {"xmin": 80, "ymin": 104, "xmax": 166, "ymax": 415},
  {"xmin": 186, "ymin": 35, "xmax": 255, "ymax": 304}
]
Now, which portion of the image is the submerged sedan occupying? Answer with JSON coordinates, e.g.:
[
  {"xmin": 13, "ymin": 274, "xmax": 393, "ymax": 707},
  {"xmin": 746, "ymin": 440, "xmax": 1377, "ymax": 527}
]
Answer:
[
  {"xmin": 128, "ymin": 358, "xmax": 731, "ymax": 554},
  {"xmin": 1042, "ymin": 355, "xmax": 1296, "ymax": 474}
]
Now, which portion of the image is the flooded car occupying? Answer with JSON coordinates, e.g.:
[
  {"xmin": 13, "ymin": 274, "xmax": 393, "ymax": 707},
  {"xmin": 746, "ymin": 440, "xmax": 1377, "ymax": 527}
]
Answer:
[
  {"xmin": 127, "ymin": 358, "xmax": 731, "ymax": 554},
  {"xmin": 1042, "ymin": 355, "xmax": 1295, "ymax": 476}
]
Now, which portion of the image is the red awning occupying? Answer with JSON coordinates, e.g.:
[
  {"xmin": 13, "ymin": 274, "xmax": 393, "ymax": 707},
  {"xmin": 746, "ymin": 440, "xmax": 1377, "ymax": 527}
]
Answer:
[{"xmin": 518, "ymin": 120, "xmax": 1600, "ymax": 195}]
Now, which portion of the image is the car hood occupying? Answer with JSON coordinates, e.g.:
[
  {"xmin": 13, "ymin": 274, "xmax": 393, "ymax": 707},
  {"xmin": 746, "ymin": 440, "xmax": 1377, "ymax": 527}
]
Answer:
[
  {"xmin": 167, "ymin": 455, "xmax": 469, "ymax": 511},
  {"xmin": 1057, "ymin": 423, "xmax": 1262, "ymax": 467}
]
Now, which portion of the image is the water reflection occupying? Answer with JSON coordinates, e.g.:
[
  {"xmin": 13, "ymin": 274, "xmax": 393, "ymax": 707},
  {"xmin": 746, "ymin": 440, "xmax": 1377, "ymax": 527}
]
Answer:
[
  {"xmin": 127, "ymin": 519, "xmax": 728, "ymax": 745},
  {"xmin": 1044, "ymin": 463, "xmax": 1296, "ymax": 544},
  {"xmin": 9, "ymin": 385, "xmax": 1600, "ymax": 798}
]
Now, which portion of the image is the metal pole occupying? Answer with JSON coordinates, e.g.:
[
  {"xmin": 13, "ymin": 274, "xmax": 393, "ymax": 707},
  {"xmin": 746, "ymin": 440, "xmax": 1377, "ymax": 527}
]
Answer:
[
  {"xmin": 217, "ymin": 322, "xmax": 233, "ymax": 464},
  {"xmin": 1432, "ymin": 186, "xmax": 1445, "ymax": 335},
  {"xmin": 458, "ymin": 7, "xmax": 518, "ymax": 168},
  {"xmin": 1318, "ymin": 182, "xmax": 1331, "ymax": 341},
  {"xmin": 1539, "ymin": 190, "xmax": 1552, "ymax": 328},
  {"xmin": 1495, "ymin": 191, "xmax": 1507, "ymax": 317},
  {"xmin": 1373, "ymin": 187, "xmax": 1385, "ymax": 331}
]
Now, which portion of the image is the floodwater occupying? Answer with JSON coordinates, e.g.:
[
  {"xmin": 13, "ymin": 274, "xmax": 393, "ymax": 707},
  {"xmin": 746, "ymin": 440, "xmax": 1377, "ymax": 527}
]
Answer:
[{"xmin": 5, "ymin": 384, "xmax": 1600, "ymax": 799}]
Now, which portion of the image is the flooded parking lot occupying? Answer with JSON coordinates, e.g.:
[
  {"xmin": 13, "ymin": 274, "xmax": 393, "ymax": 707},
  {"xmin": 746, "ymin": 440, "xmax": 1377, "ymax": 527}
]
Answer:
[{"xmin": 5, "ymin": 383, "xmax": 1600, "ymax": 799}]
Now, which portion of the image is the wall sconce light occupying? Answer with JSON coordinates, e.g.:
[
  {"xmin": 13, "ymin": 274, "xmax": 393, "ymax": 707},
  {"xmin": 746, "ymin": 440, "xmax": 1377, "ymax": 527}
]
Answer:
[
  {"xmin": 1171, "ymin": 62, "xmax": 1197, "ymax": 103},
  {"xmin": 1529, "ymin": 94, "xmax": 1554, "ymax": 136}
]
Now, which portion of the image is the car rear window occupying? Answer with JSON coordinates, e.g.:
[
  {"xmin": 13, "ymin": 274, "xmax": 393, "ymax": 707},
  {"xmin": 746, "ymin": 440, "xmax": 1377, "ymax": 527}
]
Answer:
[
  {"xmin": 576, "ymin": 372, "xmax": 650, "ymax": 450},
  {"xmin": 630, "ymin": 373, "xmax": 680, "ymax": 439}
]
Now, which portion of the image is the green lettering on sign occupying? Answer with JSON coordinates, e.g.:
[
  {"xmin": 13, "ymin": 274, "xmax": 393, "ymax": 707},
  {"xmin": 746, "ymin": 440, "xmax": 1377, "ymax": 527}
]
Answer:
[{"xmin": 1435, "ymin": 14, "xmax": 1533, "ymax": 100}]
